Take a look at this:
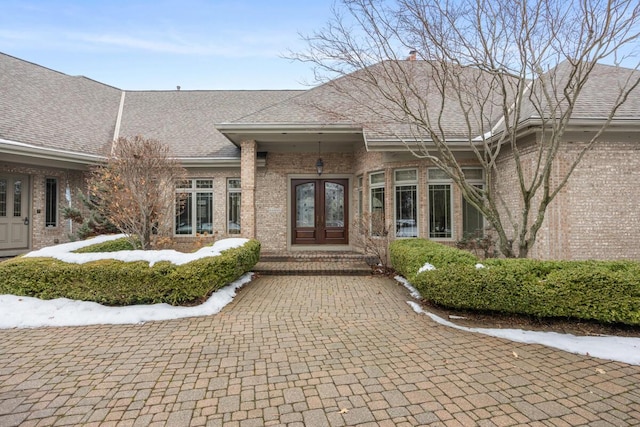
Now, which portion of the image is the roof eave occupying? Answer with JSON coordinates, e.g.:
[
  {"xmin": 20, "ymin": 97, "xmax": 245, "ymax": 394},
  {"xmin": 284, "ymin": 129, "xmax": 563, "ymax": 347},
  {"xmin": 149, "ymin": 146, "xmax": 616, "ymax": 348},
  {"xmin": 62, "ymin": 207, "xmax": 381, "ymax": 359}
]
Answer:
[
  {"xmin": 0, "ymin": 138, "xmax": 105, "ymax": 166},
  {"xmin": 215, "ymin": 123, "xmax": 364, "ymax": 146}
]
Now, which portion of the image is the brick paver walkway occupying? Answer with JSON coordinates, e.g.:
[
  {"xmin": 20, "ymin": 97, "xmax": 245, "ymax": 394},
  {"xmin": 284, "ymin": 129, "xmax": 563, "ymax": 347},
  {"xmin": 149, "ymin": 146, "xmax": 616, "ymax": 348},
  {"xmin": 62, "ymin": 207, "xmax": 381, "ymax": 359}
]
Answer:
[{"xmin": 1, "ymin": 275, "xmax": 639, "ymax": 426}]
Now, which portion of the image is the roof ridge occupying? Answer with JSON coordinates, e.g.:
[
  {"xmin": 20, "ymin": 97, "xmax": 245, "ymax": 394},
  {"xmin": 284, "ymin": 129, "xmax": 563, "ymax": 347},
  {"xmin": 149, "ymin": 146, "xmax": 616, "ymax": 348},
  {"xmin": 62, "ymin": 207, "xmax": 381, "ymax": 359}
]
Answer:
[{"xmin": 231, "ymin": 90, "xmax": 311, "ymax": 123}]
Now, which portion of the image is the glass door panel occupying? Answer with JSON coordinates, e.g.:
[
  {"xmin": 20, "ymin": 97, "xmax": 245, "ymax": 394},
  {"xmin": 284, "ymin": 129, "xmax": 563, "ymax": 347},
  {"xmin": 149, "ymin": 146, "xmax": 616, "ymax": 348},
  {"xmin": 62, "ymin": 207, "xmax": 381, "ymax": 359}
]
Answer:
[
  {"xmin": 296, "ymin": 182, "xmax": 315, "ymax": 227},
  {"xmin": 324, "ymin": 182, "xmax": 344, "ymax": 228}
]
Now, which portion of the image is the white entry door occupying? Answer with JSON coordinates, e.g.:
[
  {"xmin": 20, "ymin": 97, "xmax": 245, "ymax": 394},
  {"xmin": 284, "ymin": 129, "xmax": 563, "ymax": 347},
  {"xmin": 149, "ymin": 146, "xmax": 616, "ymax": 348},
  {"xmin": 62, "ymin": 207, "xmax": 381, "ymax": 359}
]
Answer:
[{"xmin": 0, "ymin": 175, "xmax": 29, "ymax": 251}]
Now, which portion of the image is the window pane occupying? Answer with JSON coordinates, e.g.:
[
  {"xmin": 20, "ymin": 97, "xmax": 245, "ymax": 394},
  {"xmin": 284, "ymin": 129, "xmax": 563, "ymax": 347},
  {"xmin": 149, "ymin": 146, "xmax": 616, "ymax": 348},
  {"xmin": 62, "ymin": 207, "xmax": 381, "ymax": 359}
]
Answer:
[
  {"xmin": 324, "ymin": 182, "xmax": 344, "ymax": 228},
  {"xmin": 228, "ymin": 191, "xmax": 241, "ymax": 234},
  {"xmin": 462, "ymin": 168, "xmax": 483, "ymax": 181},
  {"xmin": 463, "ymin": 186, "xmax": 484, "ymax": 238},
  {"xmin": 370, "ymin": 172, "xmax": 385, "ymax": 185},
  {"xmin": 176, "ymin": 180, "xmax": 191, "ymax": 189},
  {"xmin": 296, "ymin": 182, "xmax": 315, "ymax": 227},
  {"xmin": 0, "ymin": 179, "xmax": 6, "ymax": 217},
  {"xmin": 228, "ymin": 179, "xmax": 241, "ymax": 189},
  {"xmin": 428, "ymin": 168, "xmax": 449, "ymax": 181},
  {"xmin": 45, "ymin": 178, "xmax": 57, "ymax": 227},
  {"xmin": 175, "ymin": 193, "xmax": 192, "ymax": 234},
  {"xmin": 395, "ymin": 169, "xmax": 417, "ymax": 182},
  {"xmin": 196, "ymin": 179, "xmax": 213, "ymax": 189},
  {"xmin": 395, "ymin": 185, "xmax": 417, "ymax": 237},
  {"xmin": 370, "ymin": 186, "xmax": 385, "ymax": 236},
  {"xmin": 429, "ymin": 184, "xmax": 451, "ymax": 238},
  {"xmin": 13, "ymin": 180, "xmax": 21, "ymax": 217},
  {"xmin": 196, "ymin": 193, "xmax": 213, "ymax": 234}
]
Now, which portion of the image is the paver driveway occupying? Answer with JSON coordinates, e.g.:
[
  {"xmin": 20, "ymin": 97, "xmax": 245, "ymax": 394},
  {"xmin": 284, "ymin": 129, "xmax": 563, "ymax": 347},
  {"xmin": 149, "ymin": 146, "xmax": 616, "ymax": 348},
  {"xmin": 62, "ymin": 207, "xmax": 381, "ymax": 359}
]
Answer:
[{"xmin": 1, "ymin": 275, "xmax": 639, "ymax": 426}]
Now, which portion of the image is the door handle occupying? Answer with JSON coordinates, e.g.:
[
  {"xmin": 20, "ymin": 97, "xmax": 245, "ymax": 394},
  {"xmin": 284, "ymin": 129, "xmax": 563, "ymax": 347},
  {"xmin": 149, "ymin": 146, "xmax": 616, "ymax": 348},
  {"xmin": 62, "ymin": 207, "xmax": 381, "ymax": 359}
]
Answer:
[{"xmin": 24, "ymin": 217, "xmax": 29, "ymax": 225}]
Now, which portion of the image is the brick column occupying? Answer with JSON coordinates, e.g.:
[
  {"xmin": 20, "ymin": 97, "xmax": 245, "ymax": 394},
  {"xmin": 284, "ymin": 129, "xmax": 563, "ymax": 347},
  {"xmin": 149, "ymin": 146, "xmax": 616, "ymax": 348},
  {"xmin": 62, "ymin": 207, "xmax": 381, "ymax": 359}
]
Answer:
[{"xmin": 240, "ymin": 140, "xmax": 257, "ymax": 239}]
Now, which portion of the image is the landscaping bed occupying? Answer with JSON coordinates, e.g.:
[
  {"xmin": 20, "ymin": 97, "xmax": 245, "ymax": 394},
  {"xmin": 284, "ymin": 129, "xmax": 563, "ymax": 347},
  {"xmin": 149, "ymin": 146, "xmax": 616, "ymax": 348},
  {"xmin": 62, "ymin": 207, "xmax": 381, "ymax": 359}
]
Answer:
[
  {"xmin": 0, "ymin": 236, "xmax": 261, "ymax": 306},
  {"xmin": 390, "ymin": 238, "xmax": 640, "ymax": 327}
]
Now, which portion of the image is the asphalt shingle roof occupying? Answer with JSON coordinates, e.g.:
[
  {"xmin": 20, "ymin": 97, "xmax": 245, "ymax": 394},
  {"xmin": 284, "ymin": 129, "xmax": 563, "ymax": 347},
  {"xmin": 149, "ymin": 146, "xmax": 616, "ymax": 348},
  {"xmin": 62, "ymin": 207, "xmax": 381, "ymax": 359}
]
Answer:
[
  {"xmin": 1, "ymin": 51, "xmax": 638, "ymax": 159},
  {"xmin": 0, "ymin": 52, "xmax": 122, "ymax": 156},
  {"xmin": 119, "ymin": 90, "xmax": 302, "ymax": 158}
]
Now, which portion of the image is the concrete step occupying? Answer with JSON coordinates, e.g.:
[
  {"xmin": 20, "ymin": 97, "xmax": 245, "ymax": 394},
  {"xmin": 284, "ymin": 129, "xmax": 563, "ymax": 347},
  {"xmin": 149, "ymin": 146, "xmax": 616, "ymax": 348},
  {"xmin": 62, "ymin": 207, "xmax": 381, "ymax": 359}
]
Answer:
[{"xmin": 254, "ymin": 252, "xmax": 374, "ymax": 276}]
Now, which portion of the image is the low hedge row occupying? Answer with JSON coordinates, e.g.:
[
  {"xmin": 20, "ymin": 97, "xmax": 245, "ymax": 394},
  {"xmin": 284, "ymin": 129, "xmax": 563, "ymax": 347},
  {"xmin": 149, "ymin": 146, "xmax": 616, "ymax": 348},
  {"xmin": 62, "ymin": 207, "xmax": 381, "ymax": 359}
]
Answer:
[
  {"xmin": 390, "ymin": 238, "xmax": 640, "ymax": 325},
  {"xmin": 0, "ymin": 239, "xmax": 261, "ymax": 306},
  {"xmin": 73, "ymin": 237, "xmax": 137, "ymax": 253}
]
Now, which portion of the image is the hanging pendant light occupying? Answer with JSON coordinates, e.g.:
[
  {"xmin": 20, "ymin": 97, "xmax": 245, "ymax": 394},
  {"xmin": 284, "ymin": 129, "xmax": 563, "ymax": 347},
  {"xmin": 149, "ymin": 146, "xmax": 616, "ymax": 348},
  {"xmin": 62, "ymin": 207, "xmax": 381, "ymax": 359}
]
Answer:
[{"xmin": 316, "ymin": 141, "xmax": 324, "ymax": 175}]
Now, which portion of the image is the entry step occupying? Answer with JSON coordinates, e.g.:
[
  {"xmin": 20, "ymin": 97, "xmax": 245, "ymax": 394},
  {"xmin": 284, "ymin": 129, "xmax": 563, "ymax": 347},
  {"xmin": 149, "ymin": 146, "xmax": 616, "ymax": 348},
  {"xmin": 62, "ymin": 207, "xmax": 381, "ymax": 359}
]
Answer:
[{"xmin": 254, "ymin": 252, "xmax": 374, "ymax": 276}]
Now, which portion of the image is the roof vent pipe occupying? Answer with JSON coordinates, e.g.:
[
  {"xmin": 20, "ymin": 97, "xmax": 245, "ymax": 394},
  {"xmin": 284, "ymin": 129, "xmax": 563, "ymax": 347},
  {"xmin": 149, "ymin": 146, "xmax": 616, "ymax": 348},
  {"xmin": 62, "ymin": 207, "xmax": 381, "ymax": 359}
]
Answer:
[{"xmin": 408, "ymin": 50, "xmax": 417, "ymax": 61}]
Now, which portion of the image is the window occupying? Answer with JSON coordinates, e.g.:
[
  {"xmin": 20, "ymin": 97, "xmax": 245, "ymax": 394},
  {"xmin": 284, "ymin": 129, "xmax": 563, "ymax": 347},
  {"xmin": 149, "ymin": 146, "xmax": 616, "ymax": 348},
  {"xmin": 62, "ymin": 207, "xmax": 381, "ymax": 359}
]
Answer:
[
  {"xmin": 45, "ymin": 178, "xmax": 57, "ymax": 227},
  {"xmin": 175, "ymin": 179, "xmax": 214, "ymax": 235},
  {"xmin": 369, "ymin": 172, "xmax": 386, "ymax": 236},
  {"xmin": 356, "ymin": 175, "xmax": 363, "ymax": 232},
  {"xmin": 462, "ymin": 168, "xmax": 485, "ymax": 238},
  {"xmin": 428, "ymin": 168, "xmax": 452, "ymax": 239},
  {"xmin": 394, "ymin": 169, "xmax": 417, "ymax": 238},
  {"xmin": 227, "ymin": 179, "xmax": 241, "ymax": 235}
]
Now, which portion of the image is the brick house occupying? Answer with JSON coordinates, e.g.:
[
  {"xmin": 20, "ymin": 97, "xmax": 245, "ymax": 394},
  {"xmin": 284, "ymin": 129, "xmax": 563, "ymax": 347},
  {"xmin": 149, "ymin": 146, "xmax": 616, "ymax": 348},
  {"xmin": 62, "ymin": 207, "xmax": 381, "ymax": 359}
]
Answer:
[{"xmin": 1, "ymin": 52, "xmax": 639, "ymax": 259}]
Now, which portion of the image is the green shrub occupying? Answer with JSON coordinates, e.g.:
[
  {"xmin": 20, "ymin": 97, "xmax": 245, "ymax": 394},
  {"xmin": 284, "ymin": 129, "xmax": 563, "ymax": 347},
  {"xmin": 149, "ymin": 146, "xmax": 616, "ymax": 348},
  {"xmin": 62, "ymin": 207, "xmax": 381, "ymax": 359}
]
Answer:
[
  {"xmin": 74, "ymin": 237, "xmax": 138, "ymax": 253},
  {"xmin": 390, "ymin": 239, "xmax": 640, "ymax": 326},
  {"xmin": 390, "ymin": 238, "xmax": 478, "ymax": 281},
  {"xmin": 0, "ymin": 239, "xmax": 261, "ymax": 306}
]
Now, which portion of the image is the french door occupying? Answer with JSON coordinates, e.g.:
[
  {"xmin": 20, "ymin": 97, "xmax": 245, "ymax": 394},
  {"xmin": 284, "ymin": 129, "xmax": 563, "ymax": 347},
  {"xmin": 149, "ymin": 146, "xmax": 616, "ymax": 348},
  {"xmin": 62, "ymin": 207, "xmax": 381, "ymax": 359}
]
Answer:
[{"xmin": 292, "ymin": 178, "xmax": 348, "ymax": 245}]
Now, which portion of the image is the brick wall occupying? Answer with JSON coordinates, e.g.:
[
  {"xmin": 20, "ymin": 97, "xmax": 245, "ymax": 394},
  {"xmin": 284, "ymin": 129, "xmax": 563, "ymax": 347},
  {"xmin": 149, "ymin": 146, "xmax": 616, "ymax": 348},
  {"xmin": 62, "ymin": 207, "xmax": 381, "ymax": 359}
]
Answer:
[
  {"xmin": 0, "ymin": 161, "xmax": 88, "ymax": 251},
  {"xmin": 255, "ymin": 151, "xmax": 356, "ymax": 251},
  {"xmin": 493, "ymin": 137, "xmax": 640, "ymax": 260}
]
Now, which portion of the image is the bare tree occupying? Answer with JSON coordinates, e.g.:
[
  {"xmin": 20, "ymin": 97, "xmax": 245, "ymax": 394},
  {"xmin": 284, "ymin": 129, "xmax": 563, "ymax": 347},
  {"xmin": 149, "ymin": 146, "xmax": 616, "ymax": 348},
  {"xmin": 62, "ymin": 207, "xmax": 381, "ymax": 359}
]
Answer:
[
  {"xmin": 88, "ymin": 136, "xmax": 186, "ymax": 250},
  {"xmin": 294, "ymin": 0, "xmax": 640, "ymax": 258}
]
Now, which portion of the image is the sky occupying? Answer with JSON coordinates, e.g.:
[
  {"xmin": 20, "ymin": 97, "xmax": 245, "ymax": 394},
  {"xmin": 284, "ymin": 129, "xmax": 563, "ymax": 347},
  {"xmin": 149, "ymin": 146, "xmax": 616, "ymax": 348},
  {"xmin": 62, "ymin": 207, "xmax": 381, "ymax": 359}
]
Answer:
[
  {"xmin": 0, "ymin": 234, "xmax": 639, "ymax": 366},
  {"xmin": 0, "ymin": 0, "xmax": 337, "ymax": 90}
]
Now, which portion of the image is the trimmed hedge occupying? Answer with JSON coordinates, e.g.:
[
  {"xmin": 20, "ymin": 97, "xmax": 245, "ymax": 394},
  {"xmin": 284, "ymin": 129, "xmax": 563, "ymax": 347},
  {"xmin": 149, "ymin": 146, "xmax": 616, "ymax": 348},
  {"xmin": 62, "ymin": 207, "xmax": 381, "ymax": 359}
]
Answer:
[
  {"xmin": 390, "ymin": 238, "xmax": 640, "ymax": 325},
  {"xmin": 73, "ymin": 237, "xmax": 137, "ymax": 253},
  {"xmin": 0, "ymin": 239, "xmax": 261, "ymax": 306},
  {"xmin": 390, "ymin": 238, "xmax": 477, "ymax": 282}
]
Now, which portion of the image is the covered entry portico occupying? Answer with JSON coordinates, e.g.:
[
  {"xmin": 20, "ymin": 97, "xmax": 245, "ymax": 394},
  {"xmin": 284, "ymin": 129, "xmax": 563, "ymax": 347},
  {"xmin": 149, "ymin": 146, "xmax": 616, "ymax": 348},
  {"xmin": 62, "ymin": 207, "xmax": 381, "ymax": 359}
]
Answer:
[{"xmin": 216, "ymin": 124, "xmax": 364, "ymax": 252}]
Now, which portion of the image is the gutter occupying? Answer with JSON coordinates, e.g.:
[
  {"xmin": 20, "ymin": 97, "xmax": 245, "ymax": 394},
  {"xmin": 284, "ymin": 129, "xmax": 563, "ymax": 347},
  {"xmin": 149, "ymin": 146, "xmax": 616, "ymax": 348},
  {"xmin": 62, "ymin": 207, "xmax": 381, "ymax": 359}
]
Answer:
[
  {"xmin": 0, "ymin": 139, "xmax": 249, "ymax": 168},
  {"xmin": 0, "ymin": 138, "xmax": 105, "ymax": 165}
]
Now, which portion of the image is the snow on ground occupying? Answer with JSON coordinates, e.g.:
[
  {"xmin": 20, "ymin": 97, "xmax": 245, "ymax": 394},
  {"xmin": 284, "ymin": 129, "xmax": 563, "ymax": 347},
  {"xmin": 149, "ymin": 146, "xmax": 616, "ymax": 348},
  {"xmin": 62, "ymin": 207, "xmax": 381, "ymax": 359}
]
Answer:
[
  {"xmin": 23, "ymin": 234, "xmax": 250, "ymax": 267},
  {"xmin": 0, "ymin": 274, "xmax": 252, "ymax": 329},
  {"xmin": 396, "ymin": 276, "xmax": 640, "ymax": 366},
  {"xmin": 2, "ymin": 237, "xmax": 639, "ymax": 366}
]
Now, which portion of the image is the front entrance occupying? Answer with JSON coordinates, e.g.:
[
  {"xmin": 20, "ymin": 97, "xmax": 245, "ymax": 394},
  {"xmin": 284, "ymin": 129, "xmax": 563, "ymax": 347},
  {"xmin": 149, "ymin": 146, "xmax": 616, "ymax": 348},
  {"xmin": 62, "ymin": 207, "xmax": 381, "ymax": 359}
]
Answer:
[
  {"xmin": 292, "ymin": 178, "xmax": 348, "ymax": 245},
  {"xmin": 0, "ymin": 175, "xmax": 29, "ymax": 251}
]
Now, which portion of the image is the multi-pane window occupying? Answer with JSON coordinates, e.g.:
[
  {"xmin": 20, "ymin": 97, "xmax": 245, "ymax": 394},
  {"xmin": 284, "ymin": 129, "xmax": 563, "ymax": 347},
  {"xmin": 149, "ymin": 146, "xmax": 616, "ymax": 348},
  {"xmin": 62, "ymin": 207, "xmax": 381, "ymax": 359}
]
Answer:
[
  {"xmin": 227, "ymin": 179, "xmax": 241, "ymax": 235},
  {"xmin": 428, "ymin": 168, "xmax": 452, "ymax": 239},
  {"xmin": 369, "ymin": 172, "xmax": 385, "ymax": 236},
  {"xmin": 356, "ymin": 175, "xmax": 363, "ymax": 232},
  {"xmin": 394, "ymin": 169, "xmax": 418, "ymax": 238},
  {"xmin": 0, "ymin": 179, "xmax": 6, "ymax": 217},
  {"xmin": 462, "ymin": 168, "xmax": 485, "ymax": 238},
  {"xmin": 45, "ymin": 178, "xmax": 57, "ymax": 227},
  {"xmin": 175, "ymin": 179, "xmax": 214, "ymax": 236}
]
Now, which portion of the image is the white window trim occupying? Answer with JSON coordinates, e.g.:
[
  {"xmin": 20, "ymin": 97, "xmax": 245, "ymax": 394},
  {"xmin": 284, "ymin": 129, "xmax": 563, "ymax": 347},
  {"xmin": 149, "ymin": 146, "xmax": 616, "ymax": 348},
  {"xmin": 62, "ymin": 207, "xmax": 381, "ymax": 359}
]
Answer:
[
  {"xmin": 461, "ymin": 168, "xmax": 485, "ymax": 237},
  {"xmin": 369, "ymin": 171, "xmax": 386, "ymax": 237},
  {"xmin": 227, "ymin": 178, "xmax": 241, "ymax": 235},
  {"xmin": 175, "ymin": 179, "xmax": 214, "ymax": 237},
  {"xmin": 394, "ymin": 169, "xmax": 418, "ymax": 238},
  {"xmin": 427, "ymin": 168, "xmax": 454, "ymax": 241}
]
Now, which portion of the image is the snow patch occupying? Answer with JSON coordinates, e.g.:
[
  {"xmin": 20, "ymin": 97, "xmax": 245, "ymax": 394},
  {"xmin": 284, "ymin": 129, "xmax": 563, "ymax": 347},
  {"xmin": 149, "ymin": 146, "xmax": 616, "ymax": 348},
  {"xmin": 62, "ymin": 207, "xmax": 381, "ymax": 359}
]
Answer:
[
  {"xmin": 23, "ymin": 234, "xmax": 249, "ymax": 267},
  {"xmin": 399, "ymin": 276, "xmax": 640, "ymax": 366}
]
